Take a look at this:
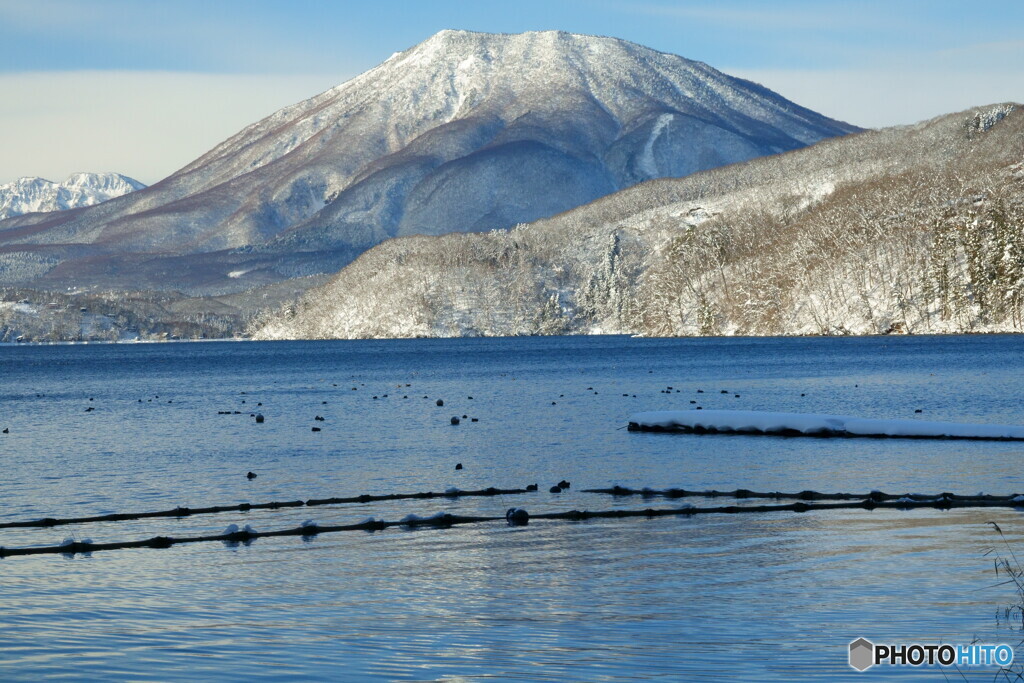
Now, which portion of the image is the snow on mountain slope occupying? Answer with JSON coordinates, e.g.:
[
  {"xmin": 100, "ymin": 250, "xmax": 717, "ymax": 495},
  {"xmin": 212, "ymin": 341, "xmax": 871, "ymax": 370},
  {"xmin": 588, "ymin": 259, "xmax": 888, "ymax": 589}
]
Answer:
[
  {"xmin": 0, "ymin": 30, "xmax": 857, "ymax": 294},
  {"xmin": 252, "ymin": 104, "xmax": 1024, "ymax": 340},
  {"xmin": 0, "ymin": 173, "xmax": 144, "ymax": 219}
]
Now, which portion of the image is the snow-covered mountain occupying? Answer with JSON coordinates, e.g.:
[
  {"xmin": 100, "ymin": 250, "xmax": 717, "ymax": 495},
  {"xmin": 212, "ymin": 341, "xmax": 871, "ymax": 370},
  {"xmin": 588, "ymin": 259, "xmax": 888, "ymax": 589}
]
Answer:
[
  {"xmin": 0, "ymin": 29, "xmax": 856, "ymax": 294},
  {"xmin": 252, "ymin": 104, "xmax": 1024, "ymax": 340},
  {"xmin": 0, "ymin": 173, "xmax": 144, "ymax": 219}
]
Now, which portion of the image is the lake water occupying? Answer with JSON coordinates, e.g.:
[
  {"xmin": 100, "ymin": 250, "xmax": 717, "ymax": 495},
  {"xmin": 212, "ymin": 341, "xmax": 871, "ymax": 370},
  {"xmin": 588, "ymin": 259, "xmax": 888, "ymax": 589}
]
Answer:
[{"xmin": 2, "ymin": 335, "xmax": 1024, "ymax": 680}]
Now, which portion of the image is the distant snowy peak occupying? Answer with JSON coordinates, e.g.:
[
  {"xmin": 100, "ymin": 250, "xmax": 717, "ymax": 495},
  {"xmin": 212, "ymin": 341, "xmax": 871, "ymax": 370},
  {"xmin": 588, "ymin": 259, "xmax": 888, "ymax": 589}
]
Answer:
[{"xmin": 0, "ymin": 172, "xmax": 145, "ymax": 219}]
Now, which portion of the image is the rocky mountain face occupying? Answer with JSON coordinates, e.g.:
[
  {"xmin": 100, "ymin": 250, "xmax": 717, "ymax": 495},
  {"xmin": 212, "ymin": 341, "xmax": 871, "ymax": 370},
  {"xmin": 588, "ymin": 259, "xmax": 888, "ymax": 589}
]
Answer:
[
  {"xmin": 252, "ymin": 104, "xmax": 1024, "ymax": 340},
  {"xmin": 0, "ymin": 29, "xmax": 857, "ymax": 297},
  {"xmin": 0, "ymin": 173, "xmax": 144, "ymax": 220}
]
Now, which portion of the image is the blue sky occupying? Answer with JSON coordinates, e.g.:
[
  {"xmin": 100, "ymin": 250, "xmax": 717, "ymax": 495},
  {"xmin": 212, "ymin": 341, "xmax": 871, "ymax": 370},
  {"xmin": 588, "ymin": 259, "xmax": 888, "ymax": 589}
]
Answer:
[{"xmin": 1, "ymin": 0, "xmax": 1022, "ymax": 184}]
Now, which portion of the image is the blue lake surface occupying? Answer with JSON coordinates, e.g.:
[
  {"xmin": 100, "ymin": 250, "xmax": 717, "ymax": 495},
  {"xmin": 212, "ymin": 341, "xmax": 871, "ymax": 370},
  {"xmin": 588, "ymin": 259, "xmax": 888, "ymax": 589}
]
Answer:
[{"xmin": 2, "ymin": 335, "xmax": 1024, "ymax": 680}]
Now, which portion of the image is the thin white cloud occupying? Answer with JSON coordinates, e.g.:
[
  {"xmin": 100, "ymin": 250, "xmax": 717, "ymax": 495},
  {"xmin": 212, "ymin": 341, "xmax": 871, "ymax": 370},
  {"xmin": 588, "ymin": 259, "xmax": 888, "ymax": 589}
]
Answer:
[
  {"xmin": 929, "ymin": 39, "xmax": 1024, "ymax": 61},
  {"xmin": 728, "ymin": 38, "xmax": 1024, "ymax": 128},
  {"xmin": 731, "ymin": 66, "xmax": 1024, "ymax": 129},
  {"xmin": 624, "ymin": 1, "xmax": 879, "ymax": 31},
  {"xmin": 0, "ymin": 0, "xmax": 367, "ymax": 73},
  {"xmin": 0, "ymin": 71, "xmax": 348, "ymax": 185},
  {"xmin": 0, "ymin": 0, "xmax": 98, "ymax": 30}
]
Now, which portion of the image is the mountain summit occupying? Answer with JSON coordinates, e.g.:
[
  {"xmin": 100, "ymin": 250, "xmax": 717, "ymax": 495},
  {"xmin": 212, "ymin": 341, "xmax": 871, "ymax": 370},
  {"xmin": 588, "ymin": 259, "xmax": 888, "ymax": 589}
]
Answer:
[
  {"xmin": 0, "ymin": 173, "xmax": 144, "ymax": 220},
  {"xmin": 0, "ymin": 30, "xmax": 858, "ymax": 294}
]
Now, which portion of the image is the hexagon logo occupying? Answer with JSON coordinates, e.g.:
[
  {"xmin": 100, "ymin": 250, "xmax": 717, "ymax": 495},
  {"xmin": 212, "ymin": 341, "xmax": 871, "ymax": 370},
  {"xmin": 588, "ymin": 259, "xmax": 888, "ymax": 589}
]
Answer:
[{"xmin": 849, "ymin": 638, "xmax": 874, "ymax": 671}]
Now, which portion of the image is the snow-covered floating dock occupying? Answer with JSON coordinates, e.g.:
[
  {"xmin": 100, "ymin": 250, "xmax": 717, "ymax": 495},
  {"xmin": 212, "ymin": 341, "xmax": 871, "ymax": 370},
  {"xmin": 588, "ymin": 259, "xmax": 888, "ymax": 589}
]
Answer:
[{"xmin": 628, "ymin": 410, "xmax": 1024, "ymax": 441}]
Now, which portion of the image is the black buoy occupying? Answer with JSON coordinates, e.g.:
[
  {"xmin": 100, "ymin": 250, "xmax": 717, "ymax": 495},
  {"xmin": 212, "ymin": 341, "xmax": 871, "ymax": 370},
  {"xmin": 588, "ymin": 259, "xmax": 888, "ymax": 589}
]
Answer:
[
  {"xmin": 2, "ymin": 428, "xmax": 8, "ymax": 434},
  {"xmin": 915, "ymin": 409, "xmax": 923, "ymax": 413},
  {"xmin": 470, "ymin": 418, "xmax": 478, "ymax": 422},
  {"xmin": 558, "ymin": 480, "xmax": 571, "ymax": 489},
  {"xmin": 436, "ymin": 399, "xmax": 444, "ymax": 406},
  {"xmin": 246, "ymin": 471, "xmax": 257, "ymax": 479},
  {"xmin": 451, "ymin": 416, "xmax": 461, "ymax": 425},
  {"xmin": 526, "ymin": 484, "xmax": 538, "ymax": 491},
  {"xmin": 549, "ymin": 485, "xmax": 562, "ymax": 493},
  {"xmin": 506, "ymin": 507, "xmax": 529, "ymax": 525},
  {"xmin": 311, "ymin": 426, "xmax": 321, "ymax": 432},
  {"xmin": 255, "ymin": 414, "xmax": 265, "ymax": 423},
  {"xmin": 315, "ymin": 415, "xmax": 325, "ymax": 421},
  {"xmin": 455, "ymin": 463, "xmax": 463, "ymax": 470}
]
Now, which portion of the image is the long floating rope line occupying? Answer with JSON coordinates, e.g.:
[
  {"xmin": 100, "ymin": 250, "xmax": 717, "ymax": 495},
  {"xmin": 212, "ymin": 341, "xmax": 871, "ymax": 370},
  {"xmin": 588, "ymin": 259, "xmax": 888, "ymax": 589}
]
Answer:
[
  {"xmin": 0, "ymin": 487, "xmax": 531, "ymax": 531},
  {"xmin": 581, "ymin": 486, "xmax": 1024, "ymax": 503},
  {"xmin": 3, "ymin": 486, "xmax": 1020, "ymax": 533},
  {"xmin": 3, "ymin": 495, "xmax": 1022, "ymax": 559}
]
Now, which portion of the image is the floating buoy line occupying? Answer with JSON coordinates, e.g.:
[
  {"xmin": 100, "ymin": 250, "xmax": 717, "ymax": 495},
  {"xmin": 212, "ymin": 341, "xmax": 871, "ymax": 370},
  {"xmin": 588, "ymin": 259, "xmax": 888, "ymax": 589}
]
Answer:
[
  {"xmin": 3, "ymin": 485, "xmax": 1024, "ymax": 558},
  {"xmin": 0, "ymin": 486, "xmax": 533, "ymax": 531},
  {"xmin": 581, "ymin": 486, "xmax": 1024, "ymax": 504}
]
